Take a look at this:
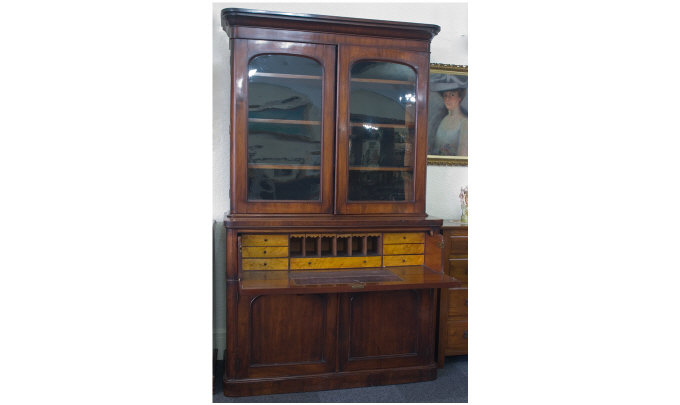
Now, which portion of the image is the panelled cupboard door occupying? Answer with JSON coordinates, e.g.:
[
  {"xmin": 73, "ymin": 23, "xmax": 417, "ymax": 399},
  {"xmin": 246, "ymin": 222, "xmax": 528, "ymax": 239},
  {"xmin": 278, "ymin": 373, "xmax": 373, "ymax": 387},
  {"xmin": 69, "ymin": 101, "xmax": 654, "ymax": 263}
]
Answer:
[
  {"xmin": 336, "ymin": 46, "xmax": 430, "ymax": 215},
  {"xmin": 231, "ymin": 39, "xmax": 336, "ymax": 214},
  {"xmin": 337, "ymin": 290, "xmax": 435, "ymax": 371},
  {"xmin": 236, "ymin": 293, "xmax": 338, "ymax": 378}
]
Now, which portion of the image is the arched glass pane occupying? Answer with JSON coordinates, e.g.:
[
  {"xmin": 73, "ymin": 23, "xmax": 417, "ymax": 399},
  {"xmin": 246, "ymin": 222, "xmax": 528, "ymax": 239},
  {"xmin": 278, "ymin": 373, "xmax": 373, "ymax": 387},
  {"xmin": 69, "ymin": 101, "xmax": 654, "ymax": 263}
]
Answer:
[
  {"xmin": 348, "ymin": 61, "xmax": 416, "ymax": 201},
  {"xmin": 247, "ymin": 55, "xmax": 323, "ymax": 201}
]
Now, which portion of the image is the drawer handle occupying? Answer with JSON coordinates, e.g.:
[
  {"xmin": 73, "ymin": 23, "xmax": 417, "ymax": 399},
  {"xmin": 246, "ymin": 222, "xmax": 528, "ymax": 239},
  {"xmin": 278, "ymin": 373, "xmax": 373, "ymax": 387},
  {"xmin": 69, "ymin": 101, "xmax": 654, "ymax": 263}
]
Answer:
[
  {"xmin": 264, "ymin": 238, "xmax": 268, "ymax": 242},
  {"xmin": 402, "ymin": 259, "xmax": 406, "ymax": 263},
  {"xmin": 308, "ymin": 261, "xmax": 312, "ymax": 265},
  {"xmin": 463, "ymin": 331, "xmax": 468, "ymax": 339},
  {"xmin": 403, "ymin": 236, "xmax": 407, "ymax": 239},
  {"xmin": 263, "ymin": 250, "xmax": 267, "ymax": 254},
  {"xmin": 351, "ymin": 283, "xmax": 365, "ymax": 289},
  {"xmin": 263, "ymin": 262, "xmax": 267, "ymax": 266}
]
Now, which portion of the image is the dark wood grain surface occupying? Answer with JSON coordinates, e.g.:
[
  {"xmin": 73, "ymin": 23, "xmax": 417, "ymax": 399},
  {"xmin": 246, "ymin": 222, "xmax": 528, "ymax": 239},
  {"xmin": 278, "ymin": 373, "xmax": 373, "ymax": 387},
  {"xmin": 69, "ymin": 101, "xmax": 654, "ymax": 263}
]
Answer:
[
  {"xmin": 225, "ymin": 214, "xmax": 443, "ymax": 230},
  {"xmin": 221, "ymin": 8, "xmax": 446, "ymax": 396},
  {"xmin": 222, "ymin": 8, "xmax": 440, "ymax": 40},
  {"xmin": 239, "ymin": 266, "xmax": 459, "ymax": 295},
  {"xmin": 441, "ymin": 223, "xmax": 468, "ymax": 357}
]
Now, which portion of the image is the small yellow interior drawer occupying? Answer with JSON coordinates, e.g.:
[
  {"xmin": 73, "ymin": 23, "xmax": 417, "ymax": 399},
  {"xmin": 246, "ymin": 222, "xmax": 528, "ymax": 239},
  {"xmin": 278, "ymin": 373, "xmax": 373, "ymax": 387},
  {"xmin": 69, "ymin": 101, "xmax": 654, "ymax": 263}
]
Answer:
[
  {"xmin": 290, "ymin": 256, "xmax": 381, "ymax": 270},
  {"xmin": 241, "ymin": 258, "xmax": 288, "ymax": 271},
  {"xmin": 241, "ymin": 246, "xmax": 289, "ymax": 258},
  {"xmin": 241, "ymin": 234, "xmax": 288, "ymax": 247},
  {"xmin": 383, "ymin": 254, "xmax": 424, "ymax": 266},
  {"xmin": 383, "ymin": 233, "xmax": 424, "ymax": 244},
  {"xmin": 383, "ymin": 243, "xmax": 424, "ymax": 255}
]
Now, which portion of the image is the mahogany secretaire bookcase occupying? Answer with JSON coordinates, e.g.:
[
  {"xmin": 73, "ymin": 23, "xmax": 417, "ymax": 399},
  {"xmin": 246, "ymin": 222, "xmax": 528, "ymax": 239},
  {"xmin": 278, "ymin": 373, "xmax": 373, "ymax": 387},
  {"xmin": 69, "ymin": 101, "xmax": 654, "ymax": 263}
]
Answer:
[{"xmin": 220, "ymin": 8, "xmax": 460, "ymax": 396}]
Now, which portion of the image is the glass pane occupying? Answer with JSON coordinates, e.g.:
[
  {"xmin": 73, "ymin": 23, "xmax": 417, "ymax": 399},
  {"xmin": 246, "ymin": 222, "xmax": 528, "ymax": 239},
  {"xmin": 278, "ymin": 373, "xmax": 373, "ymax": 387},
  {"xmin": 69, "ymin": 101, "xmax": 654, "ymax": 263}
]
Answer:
[
  {"xmin": 348, "ymin": 171, "xmax": 413, "ymax": 201},
  {"xmin": 249, "ymin": 54, "xmax": 323, "ymax": 77},
  {"xmin": 248, "ymin": 122, "xmax": 321, "ymax": 166},
  {"xmin": 248, "ymin": 169, "xmax": 321, "ymax": 201},
  {"xmin": 348, "ymin": 61, "xmax": 416, "ymax": 201},
  {"xmin": 247, "ymin": 55, "xmax": 323, "ymax": 201}
]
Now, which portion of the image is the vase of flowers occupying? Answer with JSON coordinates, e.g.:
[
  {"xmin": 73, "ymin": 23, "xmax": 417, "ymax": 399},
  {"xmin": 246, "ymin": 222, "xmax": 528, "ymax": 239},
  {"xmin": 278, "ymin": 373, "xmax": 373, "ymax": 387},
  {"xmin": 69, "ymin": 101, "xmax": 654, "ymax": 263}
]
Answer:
[{"xmin": 459, "ymin": 186, "xmax": 468, "ymax": 223}]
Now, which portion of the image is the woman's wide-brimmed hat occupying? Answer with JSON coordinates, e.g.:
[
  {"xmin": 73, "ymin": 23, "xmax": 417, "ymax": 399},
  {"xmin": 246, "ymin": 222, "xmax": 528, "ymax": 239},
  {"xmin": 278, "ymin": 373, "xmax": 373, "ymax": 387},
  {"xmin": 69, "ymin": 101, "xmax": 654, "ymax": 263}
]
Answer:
[{"xmin": 430, "ymin": 75, "xmax": 467, "ymax": 92}]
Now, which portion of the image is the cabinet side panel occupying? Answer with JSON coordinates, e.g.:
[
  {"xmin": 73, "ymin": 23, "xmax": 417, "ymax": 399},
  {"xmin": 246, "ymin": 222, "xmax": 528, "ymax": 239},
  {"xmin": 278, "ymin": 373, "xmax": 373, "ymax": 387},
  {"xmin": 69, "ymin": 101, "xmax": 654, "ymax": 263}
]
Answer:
[{"xmin": 424, "ymin": 231, "xmax": 443, "ymax": 273}]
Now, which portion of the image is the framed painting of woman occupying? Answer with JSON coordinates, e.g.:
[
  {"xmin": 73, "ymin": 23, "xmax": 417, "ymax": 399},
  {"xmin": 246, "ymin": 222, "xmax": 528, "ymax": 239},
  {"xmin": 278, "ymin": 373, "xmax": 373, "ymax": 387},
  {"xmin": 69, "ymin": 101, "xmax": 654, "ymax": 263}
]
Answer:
[{"xmin": 427, "ymin": 64, "xmax": 468, "ymax": 166}]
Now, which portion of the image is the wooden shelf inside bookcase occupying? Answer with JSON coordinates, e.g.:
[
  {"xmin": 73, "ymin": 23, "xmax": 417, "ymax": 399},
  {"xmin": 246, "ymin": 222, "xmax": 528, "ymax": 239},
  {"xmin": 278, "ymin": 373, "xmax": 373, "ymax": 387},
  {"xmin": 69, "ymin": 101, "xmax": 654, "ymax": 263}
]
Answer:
[
  {"xmin": 350, "ymin": 122, "xmax": 414, "ymax": 129},
  {"xmin": 248, "ymin": 164, "xmax": 321, "ymax": 170},
  {"xmin": 250, "ymin": 72, "xmax": 322, "ymax": 80},
  {"xmin": 350, "ymin": 78, "xmax": 415, "ymax": 85},
  {"xmin": 248, "ymin": 118, "xmax": 321, "ymax": 125},
  {"xmin": 349, "ymin": 166, "xmax": 413, "ymax": 172}
]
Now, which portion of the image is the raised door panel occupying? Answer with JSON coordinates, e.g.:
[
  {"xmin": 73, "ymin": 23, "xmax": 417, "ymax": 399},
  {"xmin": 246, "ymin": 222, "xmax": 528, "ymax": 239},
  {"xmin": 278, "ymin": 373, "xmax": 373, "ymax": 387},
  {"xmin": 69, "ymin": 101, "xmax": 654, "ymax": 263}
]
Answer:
[
  {"xmin": 338, "ymin": 289, "xmax": 435, "ymax": 371},
  {"xmin": 231, "ymin": 39, "xmax": 336, "ymax": 214},
  {"xmin": 236, "ymin": 293, "xmax": 337, "ymax": 378},
  {"xmin": 336, "ymin": 46, "xmax": 430, "ymax": 215}
]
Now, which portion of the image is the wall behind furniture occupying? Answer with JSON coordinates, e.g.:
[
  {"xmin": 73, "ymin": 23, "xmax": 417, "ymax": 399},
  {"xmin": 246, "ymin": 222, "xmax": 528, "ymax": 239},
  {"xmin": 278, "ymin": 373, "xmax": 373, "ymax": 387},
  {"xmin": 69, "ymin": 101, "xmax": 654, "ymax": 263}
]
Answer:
[{"xmin": 213, "ymin": 2, "xmax": 468, "ymax": 358}]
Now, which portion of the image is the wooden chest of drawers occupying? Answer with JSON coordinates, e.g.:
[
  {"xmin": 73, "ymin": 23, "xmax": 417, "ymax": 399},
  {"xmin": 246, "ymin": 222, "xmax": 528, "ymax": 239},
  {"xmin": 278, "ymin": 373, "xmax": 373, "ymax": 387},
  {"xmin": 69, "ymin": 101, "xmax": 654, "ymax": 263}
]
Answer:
[{"xmin": 442, "ymin": 221, "xmax": 467, "ymax": 356}]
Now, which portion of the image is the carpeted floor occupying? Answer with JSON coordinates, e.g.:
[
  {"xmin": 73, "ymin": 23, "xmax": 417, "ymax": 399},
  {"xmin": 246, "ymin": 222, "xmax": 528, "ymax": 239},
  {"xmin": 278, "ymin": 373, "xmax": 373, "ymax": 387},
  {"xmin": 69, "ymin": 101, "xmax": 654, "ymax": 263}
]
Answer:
[{"xmin": 213, "ymin": 355, "xmax": 468, "ymax": 403}]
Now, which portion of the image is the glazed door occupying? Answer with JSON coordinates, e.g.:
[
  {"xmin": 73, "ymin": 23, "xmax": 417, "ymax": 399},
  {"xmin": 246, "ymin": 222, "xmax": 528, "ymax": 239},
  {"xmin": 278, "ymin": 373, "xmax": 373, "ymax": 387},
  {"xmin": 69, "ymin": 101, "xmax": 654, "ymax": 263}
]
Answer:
[
  {"xmin": 231, "ymin": 39, "xmax": 336, "ymax": 214},
  {"xmin": 336, "ymin": 46, "xmax": 430, "ymax": 214}
]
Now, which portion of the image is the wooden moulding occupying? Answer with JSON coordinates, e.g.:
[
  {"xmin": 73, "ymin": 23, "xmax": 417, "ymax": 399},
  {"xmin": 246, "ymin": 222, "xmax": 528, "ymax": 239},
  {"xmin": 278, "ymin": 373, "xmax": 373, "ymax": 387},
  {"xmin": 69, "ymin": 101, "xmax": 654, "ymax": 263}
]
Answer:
[
  {"xmin": 221, "ymin": 8, "xmax": 440, "ymax": 41},
  {"xmin": 224, "ymin": 216, "xmax": 443, "ymax": 234},
  {"xmin": 224, "ymin": 364, "xmax": 437, "ymax": 397}
]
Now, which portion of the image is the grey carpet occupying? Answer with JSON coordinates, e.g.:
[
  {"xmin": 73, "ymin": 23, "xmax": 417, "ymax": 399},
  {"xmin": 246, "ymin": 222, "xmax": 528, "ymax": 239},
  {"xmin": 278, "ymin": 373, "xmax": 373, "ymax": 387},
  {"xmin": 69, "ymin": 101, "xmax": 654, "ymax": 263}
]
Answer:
[{"xmin": 213, "ymin": 355, "xmax": 467, "ymax": 403}]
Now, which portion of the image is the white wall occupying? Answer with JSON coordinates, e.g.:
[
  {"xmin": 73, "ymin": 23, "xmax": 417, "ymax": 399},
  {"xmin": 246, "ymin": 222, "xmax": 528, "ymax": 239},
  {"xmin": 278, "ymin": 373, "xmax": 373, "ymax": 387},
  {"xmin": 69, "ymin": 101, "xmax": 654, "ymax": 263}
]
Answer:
[{"xmin": 212, "ymin": 2, "xmax": 468, "ymax": 357}]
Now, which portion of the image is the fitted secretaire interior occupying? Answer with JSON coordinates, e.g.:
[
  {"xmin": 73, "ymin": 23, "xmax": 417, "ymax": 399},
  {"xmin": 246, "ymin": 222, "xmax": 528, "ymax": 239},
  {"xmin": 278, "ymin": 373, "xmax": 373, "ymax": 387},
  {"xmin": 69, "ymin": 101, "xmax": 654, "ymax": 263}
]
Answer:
[{"xmin": 221, "ymin": 8, "xmax": 459, "ymax": 396}]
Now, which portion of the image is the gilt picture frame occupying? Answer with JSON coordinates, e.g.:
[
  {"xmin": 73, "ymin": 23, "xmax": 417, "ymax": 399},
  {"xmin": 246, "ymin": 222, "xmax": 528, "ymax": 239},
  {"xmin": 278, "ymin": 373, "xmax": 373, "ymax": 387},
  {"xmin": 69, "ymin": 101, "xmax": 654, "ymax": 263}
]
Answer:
[{"xmin": 427, "ymin": 64, "xmax": 468, "ymax": 166}]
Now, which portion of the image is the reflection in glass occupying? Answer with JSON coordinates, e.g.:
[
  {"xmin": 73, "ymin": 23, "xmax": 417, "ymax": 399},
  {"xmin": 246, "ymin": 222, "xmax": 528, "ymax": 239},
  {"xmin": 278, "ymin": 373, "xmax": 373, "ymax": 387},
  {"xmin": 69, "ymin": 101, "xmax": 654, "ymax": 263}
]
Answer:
[
  {"xmin": 348, "ymin": 171, "xmax": 413, "ymax": 201},
  {"xmin": 351, "ymin": 61, "xmax": 416, "ymax": 82},
  {"xmin": 348, "ymin": 61, "xmax": 416, "ymax": 201},
  {"xmin": 249, "ymin": 54, "xmax": 324, "ymax": 77},
  {"xmin": 247, "ymin": 54, "xmax": 323, "ymax": 201},
  {"xmin": 248, "ymin": 122, "xmax": 321, "ymax": 166},
  {"xmin": 248, "ymin": 169, "xmax": 321, "ymax": 201}
]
